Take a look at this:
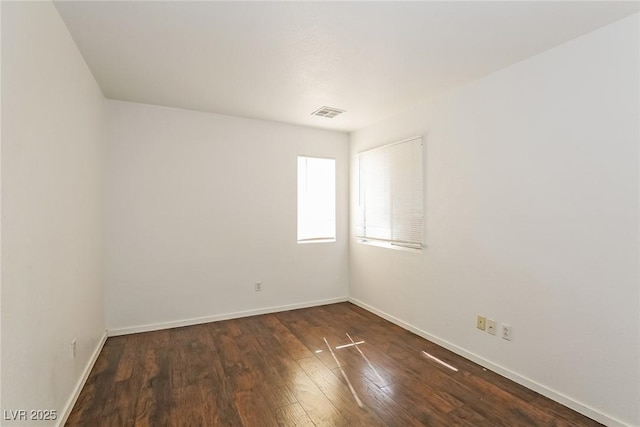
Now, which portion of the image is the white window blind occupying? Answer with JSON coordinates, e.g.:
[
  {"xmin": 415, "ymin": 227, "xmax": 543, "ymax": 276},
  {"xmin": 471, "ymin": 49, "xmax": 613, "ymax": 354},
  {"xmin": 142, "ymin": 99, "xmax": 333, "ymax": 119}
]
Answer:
[
  {"xmin": 297, "ymin": 156, "xmax": 336, "ymax": 242},
  {"xmin": 356, "ymin": 137, "xmax": 423, "ymax": 250}
]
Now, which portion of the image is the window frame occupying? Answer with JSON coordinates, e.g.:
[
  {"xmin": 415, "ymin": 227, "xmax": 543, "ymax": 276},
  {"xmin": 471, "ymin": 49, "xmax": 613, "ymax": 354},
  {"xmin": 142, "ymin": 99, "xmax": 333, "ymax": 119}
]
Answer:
[
  {"xmin": 297, "ymin": 155, "xmax": 337, "ymax": 244},
  {"xmin": 355, "ymin": 136, "xmax": 424, "ymax": 252}
]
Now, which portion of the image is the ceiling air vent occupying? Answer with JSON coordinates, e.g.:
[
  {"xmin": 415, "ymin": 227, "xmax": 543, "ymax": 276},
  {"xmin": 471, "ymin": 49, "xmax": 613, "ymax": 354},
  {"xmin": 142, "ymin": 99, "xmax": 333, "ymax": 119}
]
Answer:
[{"xmin": 311, "ymin": 106, "xmax": 346, "ymax": 118}]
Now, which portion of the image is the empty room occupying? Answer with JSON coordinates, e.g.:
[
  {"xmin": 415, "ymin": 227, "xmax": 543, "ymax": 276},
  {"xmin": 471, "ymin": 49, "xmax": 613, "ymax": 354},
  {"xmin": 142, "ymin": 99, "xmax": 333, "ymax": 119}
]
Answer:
[{"xmin": 1, "ymin": 1, "xmax": 639, "ymax": 426}]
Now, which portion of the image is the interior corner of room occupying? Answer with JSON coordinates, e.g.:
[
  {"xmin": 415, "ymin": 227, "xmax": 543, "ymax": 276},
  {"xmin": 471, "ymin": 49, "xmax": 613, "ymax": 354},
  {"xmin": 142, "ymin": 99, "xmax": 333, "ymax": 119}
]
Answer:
[{"xmin": 1, "ymin": 1, "xmax": 639, "ymax": 426}]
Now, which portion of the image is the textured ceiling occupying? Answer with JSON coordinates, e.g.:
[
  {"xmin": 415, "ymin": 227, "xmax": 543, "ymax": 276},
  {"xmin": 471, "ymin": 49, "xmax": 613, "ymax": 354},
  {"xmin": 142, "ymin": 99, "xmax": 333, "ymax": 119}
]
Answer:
[{"xmin": 54, "ymin": 1, "xmax": 640, "ymax": 132}]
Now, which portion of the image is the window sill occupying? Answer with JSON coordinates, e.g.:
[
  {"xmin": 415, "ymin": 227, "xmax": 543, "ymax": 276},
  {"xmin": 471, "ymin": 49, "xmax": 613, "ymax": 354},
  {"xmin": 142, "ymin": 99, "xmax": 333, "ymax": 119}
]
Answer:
[
  {"xmin": 356, "ymin": 238, "xmax": 422, "ymax": 253},
  {"xmin": 297, "ymin": 238, "xmax": 336, "ymax": 244}
]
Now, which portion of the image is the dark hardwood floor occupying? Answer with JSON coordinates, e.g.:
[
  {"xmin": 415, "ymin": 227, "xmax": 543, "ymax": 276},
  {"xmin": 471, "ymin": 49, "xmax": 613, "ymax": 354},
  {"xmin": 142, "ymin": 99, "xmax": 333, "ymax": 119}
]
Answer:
[{"xmin": 67, "ymin": 302, "xmax": 601, "ymax": 426}]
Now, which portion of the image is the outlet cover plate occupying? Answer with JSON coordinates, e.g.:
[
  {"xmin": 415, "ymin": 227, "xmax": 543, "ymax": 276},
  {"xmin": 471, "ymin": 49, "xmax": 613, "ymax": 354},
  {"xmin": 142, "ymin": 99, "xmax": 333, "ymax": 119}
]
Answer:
[
  {"xmin": 502, "ymin": 324, "xmax": 512, "ymax": 341},
  {"xmin": 487, "ymin": 319, "xmax": 497, "ymax": 335},
  {"xmin": 476, "ymin": 316, "xmax": 486, "ymax": 331}
]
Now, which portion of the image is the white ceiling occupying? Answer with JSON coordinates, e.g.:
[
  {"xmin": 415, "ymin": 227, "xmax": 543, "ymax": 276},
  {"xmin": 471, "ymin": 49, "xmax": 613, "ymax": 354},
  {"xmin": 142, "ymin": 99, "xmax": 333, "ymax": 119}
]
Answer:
[{"xmin": 54, "ymin": 1, "xmax": 639, "ymax": 132}]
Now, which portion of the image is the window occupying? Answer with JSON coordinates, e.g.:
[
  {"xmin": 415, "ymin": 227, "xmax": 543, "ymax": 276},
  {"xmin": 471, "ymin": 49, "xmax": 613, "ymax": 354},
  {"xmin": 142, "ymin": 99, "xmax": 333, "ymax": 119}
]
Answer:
[
  {"xmin": 356, "ymin": 137, "xmax": 423, "ymax": 250},
  {"xmin": 297, "ymin": 156, "xmax": 336, "ymax": 242}
]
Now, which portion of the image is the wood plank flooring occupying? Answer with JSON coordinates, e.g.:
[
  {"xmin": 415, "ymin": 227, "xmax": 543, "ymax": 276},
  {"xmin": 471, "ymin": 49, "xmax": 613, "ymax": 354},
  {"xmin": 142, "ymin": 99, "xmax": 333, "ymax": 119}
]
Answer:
[{"xmin": 67, "ymin": 302, "xmax": 602, "ymax": 426}]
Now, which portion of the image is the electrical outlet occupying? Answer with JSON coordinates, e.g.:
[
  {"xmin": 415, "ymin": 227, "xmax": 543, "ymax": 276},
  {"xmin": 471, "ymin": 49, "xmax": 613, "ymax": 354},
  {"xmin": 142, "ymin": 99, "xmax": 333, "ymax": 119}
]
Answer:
[
  {"xmin": 476, "ymin": 316, "xmax": 486, "ymax": 331},
  {"xmin": 502, "ymin": 324, "xmax": 512, "ymax": 341},
  {"xmin": 71, "ymin": 339, "xmax": 77, "ymax": 358},
  {"xmin": 255, "ymin": 281, "xmax": 262, "ymax": 292},
  {"xmin": 487, "ymin": 319, "xmax": 497, "ymax": 335}
]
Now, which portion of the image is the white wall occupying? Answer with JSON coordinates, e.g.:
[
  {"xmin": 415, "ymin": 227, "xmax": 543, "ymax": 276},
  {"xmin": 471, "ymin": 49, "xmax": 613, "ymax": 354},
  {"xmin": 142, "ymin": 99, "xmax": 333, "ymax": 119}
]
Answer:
[
  {"xmin": 105, "ymin": 100, "xmax": 349, "ymax": 333},
  {"xmin": 1, "ymin": 2, "xmax": 105, "ymax": 425},
  {"xmin": 350, "ymin": 14, "xmax": 639, "ymax": 427}
]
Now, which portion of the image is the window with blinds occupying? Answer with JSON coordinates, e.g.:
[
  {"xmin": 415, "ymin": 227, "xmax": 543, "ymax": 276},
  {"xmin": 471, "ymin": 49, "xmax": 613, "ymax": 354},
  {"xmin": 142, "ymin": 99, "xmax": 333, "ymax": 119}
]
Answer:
[
  {"xmin": 355, "ymin": 137, "xmax": 423, "ymax": 250},
  {"xmin": 297, "ymin": 156, "xmax": 336, "ymax": 243}
]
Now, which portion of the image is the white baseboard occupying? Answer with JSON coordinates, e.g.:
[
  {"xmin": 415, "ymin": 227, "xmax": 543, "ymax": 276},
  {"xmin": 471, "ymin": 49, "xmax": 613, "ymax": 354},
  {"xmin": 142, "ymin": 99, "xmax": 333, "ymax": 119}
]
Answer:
[
  {"xmin": 108, "ymin": 296, "xmax": 349, "ymax": 337},
  {"xmin": 348, "ymin": 297, "xmax": 629, "ymax": 427},
  {"xmin": 57, "ymin": 330, "xmax": 108, "ymax": 427}
]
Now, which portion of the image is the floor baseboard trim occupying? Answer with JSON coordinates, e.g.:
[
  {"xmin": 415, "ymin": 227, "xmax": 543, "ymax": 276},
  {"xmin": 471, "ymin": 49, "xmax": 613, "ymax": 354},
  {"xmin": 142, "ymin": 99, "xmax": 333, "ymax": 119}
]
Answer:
[
  {"xmin": 348, "ymin": 297, "xmax": 628, "ymax": 427},
  {"xmin": 108, "ymin": 296, "xmax": 349, "ymax": 337},
  {"xmin": 57, "ymin": 330, "xmax": 108, "ymax": 427}
]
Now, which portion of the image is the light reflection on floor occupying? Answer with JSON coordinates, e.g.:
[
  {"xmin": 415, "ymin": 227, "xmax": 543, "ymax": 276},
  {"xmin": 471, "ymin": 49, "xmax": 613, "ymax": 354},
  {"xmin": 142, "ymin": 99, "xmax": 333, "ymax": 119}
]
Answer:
[
  {"xmin": 344, "ymin": 332, "xmax": 386, "ymax": 385},
  {"xmin": 335, "ymin": 340, "xmax": 365, "ymax": 349},
  {"xmin": 421, "ymin": 350, "xmax": 458, "ymax": 372},
  {"xmin": 312, "ymin": 333, "xmax": 458, "ymax": 408},
  {"xmin": 323, "ymin": 336, "xmax": 364, "ymax": 407}
]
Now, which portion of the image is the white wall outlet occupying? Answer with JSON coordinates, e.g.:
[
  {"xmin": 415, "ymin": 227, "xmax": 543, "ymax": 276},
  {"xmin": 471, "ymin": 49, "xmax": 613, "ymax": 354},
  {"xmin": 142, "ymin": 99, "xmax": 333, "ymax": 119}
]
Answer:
[
  {"xmin": 502, "ymin": 324, "xmax": 512, "ymax": 341},
  {"xmin": 487, "ymin": 319, "xmax": 497, "ymax": 335},
  {"xmin": 476, "ymin": 315, "xmax": 486, "ymax": 331},
  {"xmin": 255, "ymin": 281, "xmax": 262, "ymax": 292},
  {"xmin": 71, "ymin": 339, "xmax": 77, "ymax": 358}
]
